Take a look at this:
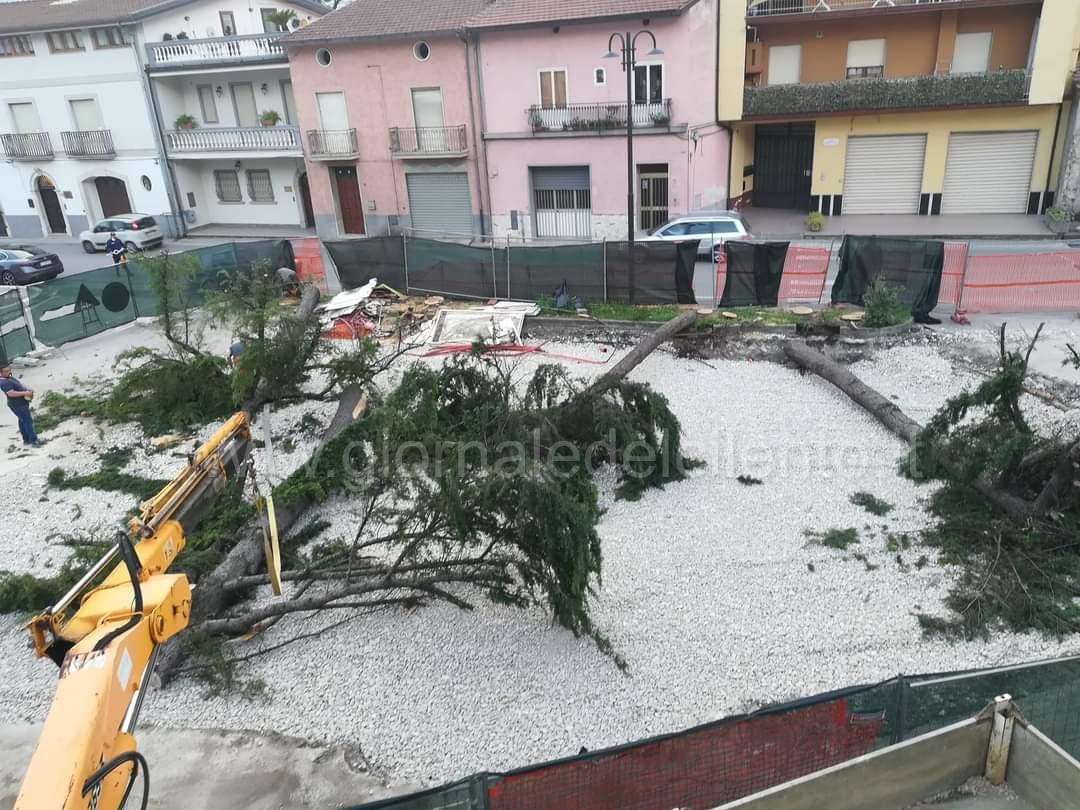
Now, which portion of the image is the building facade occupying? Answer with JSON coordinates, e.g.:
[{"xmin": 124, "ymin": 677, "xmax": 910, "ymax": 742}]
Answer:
[
  {"xmin": 722, "ymin": 0, "xmax": 1080, "ymax": 217},
  {"xmin": 284, "ymin": 0, "xmax": 731, "ymax": 242},
  {"xmin": 0, "ymin": 0, "xmax": 325, "ymax": 242}
]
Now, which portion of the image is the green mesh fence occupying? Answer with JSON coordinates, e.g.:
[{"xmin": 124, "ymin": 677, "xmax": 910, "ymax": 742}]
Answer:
[
  {"xmin": 0, "ymin": 288, "xmax": 34, "ymax": 363},
  {"xmin": 25, "ymin": 240, "xmax": 292, "ymax": 349}
]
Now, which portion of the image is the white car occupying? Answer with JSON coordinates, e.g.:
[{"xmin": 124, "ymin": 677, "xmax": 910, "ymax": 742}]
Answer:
[
  {"xmin": 80, "ymin": 214, "xmax": 164, "ymax": 253},
  {"xmin": 642, "ymin": 213, "xmax": 752, "ymax": 262}
]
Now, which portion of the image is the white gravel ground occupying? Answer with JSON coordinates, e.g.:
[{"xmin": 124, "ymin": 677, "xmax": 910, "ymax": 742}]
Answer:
[{"xmin": 1, "ymin": 325, "xmax": 1078, "ymax": 789}]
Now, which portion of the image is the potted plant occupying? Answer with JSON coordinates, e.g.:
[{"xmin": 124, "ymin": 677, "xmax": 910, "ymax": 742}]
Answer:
[
  {"xmin": 806, "ymin": 211, "xmax": 825, "ymax": 233},
  {"xmin": 259, "ymin": 110, "xmax": 281, "ymax": 127},
  {"xmin": 162, "ymin": 33, "xmax": 173, "ymax": 40},
  {"xmin": 1043, "ymin": 206, "xmax": 1080, "ymax": 235},
  {"xmin": 264, "ymin": 9, "xmax": 297, "ymax": 32},
  {"xmin": 649, "ymin": 112, "xmax": 671, "ymax": 128},
  {"xmin": 174, "ymin": 113, "xmax": 197, "ymax": 130},
  {"xmin": 176, "ymin": 31, "xmax": 188, "ymax": 39}
]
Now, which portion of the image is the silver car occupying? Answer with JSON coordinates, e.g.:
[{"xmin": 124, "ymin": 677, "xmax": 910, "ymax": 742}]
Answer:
[{"xmin": 642, "ymin": 212, "xmax": 751, "ymax": 262}]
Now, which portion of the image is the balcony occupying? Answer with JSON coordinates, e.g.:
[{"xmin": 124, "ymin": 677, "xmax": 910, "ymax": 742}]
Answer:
[
  {"xmin": 743, "ymin": 69, "xmax": 1028, "ymax": 117},
  {"xmin": 746, "ymin": 0, "xmax": 1016, "ymax": 18},
  {"xmin": 146, "ymin": 33, "xmax": 285, "ymax": 70},
  {"xmin": 527, "ymin": 100, "xmax": 673, "ymax": 134},
  {"xmin": 165, "ymin": 125, "xmax": 302, "ymax": 155},
  {"xmin": 1, "ymin": 132, "xmax": 53, "ymax": 160},
  {"xmin": 61, "ymin": 129, "xmax": 115, "ymax": 158},
  {"xmin": 389, "ymin": 125, "xmax": 468, "ymax": 158},
  {"xmin": 307, "ymin": 129, "xmax": 359, "ymax": 159}
]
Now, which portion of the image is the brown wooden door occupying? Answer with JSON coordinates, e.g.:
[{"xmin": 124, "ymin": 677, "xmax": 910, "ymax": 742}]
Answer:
[
  {"xmin": 299, "ymin": 172, "xmax": 314, "ymax": 228},
  {"xmin": 333, "ymin": 166, "xmax": 365, "ymax": 235},
  {"xmin": 95, "ymin": 177, "xmax": 132, "ymax": 217}
]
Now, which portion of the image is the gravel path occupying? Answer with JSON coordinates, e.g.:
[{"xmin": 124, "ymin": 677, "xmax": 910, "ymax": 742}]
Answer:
[{"xmin": 1, "ymin": 332, "xmax": 1078, "ymax": 789}]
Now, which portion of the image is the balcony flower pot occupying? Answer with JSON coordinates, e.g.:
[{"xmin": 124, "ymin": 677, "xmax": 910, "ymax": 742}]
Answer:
[
  {"xmin": 174, "ymin": 114, "xmax": 197, "ymax": 130},
  {"xmin": 1043, "ymin": 207, "xmax": 1080, "ymax": 235},
  {"xmin": 806, "ymin": 211, "xmax": 825, "ymax": 233},
  {"xmin": 259, "ymin": 111, "xmax": 281, "ymax": 127}
]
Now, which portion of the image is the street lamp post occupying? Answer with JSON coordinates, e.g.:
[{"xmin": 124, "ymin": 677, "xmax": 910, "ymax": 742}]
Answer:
[{"xmin": 605, "ymin": 30, "xmax": 662, "ymax": 304}]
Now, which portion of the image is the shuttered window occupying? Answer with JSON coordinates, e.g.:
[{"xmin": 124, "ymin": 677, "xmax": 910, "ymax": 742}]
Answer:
[
  {"xmin": 214, "ymin": 170, "xmax": 242, "ymax": 203},
  {"xmin": 846, "ymin": 39, "xmax": 885, "ymax": 78},
  {"xmin": 246, "ymin": 169, "xmax": 274, "ymax": 202},
  {"xmin": 767, "ymin": 45, "xmax": 800, "ymax": 85},
  {"xmin": 91, "ymin": 27, "xmax": 126, "ymax": 49},
  {"xmin": 46, "ymin": 30, "xmax": 84, "ymax": 53},
  {"xmin": 0, "ymin": 35, "xmax": 34, "ymax": 57},
  {"xmin": 952, "ymin": 32, "xmax": 992, "ymax": 74},
  {"xmin": 539, "ymin": 70, "xmax": 567, "ymax": 109}
]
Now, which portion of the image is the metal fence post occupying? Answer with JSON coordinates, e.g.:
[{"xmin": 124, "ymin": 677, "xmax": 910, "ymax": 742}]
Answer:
[
  {"xmin": 955, "ymin": 239, "xmax": 972, "ymax": 314},
  {"xmin": 402, "ymin": 233, "xmax": 410, "ymax": 295},
  {"xmin": 818, "ymin": 239, "xmax": 836, "ymax": 305},
  {"xmin": 890, "ymin": 676, "xmax": 909, "ymax": 745},
  {"xmin": 506, "ymin": 234, "xmax": 511, "ymax": 302},
  {"xmin": 602, "ymin": 238, "xmax": 608, "ymax": 303},
  {"xmin": 490, "ymin": 238, "xmax": 498, "ymax": 299},
  {"xmin": 124, "ymin": 262, "xmax": 140, "ymax": 319}
]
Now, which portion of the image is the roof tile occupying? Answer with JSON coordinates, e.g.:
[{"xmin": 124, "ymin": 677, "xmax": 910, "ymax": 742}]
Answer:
[{"xmin": 283, "ymin": 0, "xmax": 488, "ymax": 43}]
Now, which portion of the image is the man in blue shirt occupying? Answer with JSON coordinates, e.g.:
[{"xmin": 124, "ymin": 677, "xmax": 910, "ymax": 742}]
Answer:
[
  {"xmin": 105, "ymin": 232, "xmax": 126, "ymax": 270},
  {"xmin": 1, "ymin": 363, "xmax": 44, "ymax": 447}
]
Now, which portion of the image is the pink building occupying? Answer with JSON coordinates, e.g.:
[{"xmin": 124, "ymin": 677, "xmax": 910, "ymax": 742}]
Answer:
[
  {"xmin": 283, "ymin": 0, "xmax": 729, "ymax": 241},
  {"xmin": 283, "ymin": 0, "xmax": 488, "ymax": 239}
]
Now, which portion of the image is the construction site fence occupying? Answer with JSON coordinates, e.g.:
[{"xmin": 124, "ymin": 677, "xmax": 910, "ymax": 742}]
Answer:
[
  {"xmin": 346, "ymin": 653, "xmax": 1080, "ymax": 810},
  {"xmin": 714, "ymin": 237, "xmax": 1080, "ymax": 312},
  {"xmin": 324, "ymin": 236, "xmax": 699, "ymax": 306},
  {"xmin": 0, "ymin": 238, "xmax": 326, "ymax": 360}
]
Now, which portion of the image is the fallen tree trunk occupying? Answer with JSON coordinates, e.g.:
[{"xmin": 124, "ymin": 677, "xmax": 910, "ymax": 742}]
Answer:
[
  {"xmin": 584, "ymin": 309, "xmax": 698, "ymax": 398},
  {"xmin": 1031, "ymin": 438, "xmax": 1080, "ymax": 517},
  {"xmin": 782, "ymin": 341, "xmax": 1032, "ymax": 518}
]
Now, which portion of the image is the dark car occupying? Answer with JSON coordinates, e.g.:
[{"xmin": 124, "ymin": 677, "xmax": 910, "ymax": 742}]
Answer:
[{"xmin": 0, "ymin": 245, "xmax": 65, "ymax": 285}]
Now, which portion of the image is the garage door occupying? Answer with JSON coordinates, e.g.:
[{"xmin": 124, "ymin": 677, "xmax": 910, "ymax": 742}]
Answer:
[
  {"xmin": 942, "ymin": 131, "xmax": 1037, "ymax": 214},
  {"xmin": 406, "ymin": 173, "xmax": 473, "ymax": 236},
  {"xmin": 532, "ymin": 166, "xmax": 592, "ymax": 239},
  {"xmin": 842, "ymin": 134, "xmax": 926, "ymax": 214}
]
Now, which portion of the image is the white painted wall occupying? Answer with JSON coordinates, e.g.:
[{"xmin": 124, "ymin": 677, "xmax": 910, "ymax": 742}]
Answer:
[
  {"xmin": 140, "ymin": 0, "xmax": 322, "ymax": 43},
  {"xmin": 176, "ymin": 157, "xmax": 305, "ymax": 225}
]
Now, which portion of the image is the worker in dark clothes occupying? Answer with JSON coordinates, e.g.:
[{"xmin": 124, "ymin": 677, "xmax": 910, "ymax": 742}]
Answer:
[{"xmin": 1, "ymin": 363, "xmax": 44, "ymax": 447}]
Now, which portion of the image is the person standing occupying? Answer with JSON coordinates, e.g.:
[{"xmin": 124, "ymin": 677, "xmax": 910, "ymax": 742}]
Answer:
[
  {"xmin": 1, "ymin": 363, "xmax": 44, "ymax": 447},
  {"xmin": 105, "ymin": 232, "xmax": 126, "ymax": 272}
]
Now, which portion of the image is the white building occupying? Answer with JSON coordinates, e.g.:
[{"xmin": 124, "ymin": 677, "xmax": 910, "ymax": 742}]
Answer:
[{"xmin": 0, "ymin": 0, "xmax": 325, "ymax": 242}]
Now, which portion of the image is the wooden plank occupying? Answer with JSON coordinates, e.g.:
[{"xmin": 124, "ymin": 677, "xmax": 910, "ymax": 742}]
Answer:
[
  {"xmin": 1007, "ymin": 723, "xmax": 1080, "ymax": 810},
  {"xmin": 715, "ymin": 719, "xmax": 989, "ymax": 810}
]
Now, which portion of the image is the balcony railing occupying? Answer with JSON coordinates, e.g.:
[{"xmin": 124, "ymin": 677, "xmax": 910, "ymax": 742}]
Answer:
[
  {"xmin": 1, "ymin": 131, "xmax": 53, "ymax": 160},
  {"xmin": 527, "ymin": 100, "xmax": 673, "ymax": 134},
  {"xmin": 307, "ymin": 129, "xmax": 359, "ymax": 158},
  {"xmin": 743, "ymin": 69, "xmax": 1029, "ymax": 117},
  {"xmin": 748, "ymin": 0, "xmax": 986, "ymax": 17},
  {"xmin": 389, "ymin": 125, "xmax": 468, "ymax": 157},
  {"xmin": 61, "ymin": 129, "xmax": 115, "ymax": 158},
  {"xmin": 165, "ymin": 125, "xmax": 301, "ymax": 153},
  {"xmin": 146, "ymin": 33, "xmax": 285, "ymax": 67}
]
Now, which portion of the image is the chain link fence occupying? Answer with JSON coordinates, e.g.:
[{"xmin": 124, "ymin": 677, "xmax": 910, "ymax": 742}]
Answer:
[{"xmin": 345, "ymin": 654, "xmax": 1080, "ymax": 810}]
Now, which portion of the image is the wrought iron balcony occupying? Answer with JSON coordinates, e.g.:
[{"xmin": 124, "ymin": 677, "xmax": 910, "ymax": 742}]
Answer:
[
  {"xmin": 146, "ymin": 33, "xmax": 285, "ymax": 68},
  {"xmin": 307, "ymin": 128, "xmax": 359, "ymax": 159},
  {"xmin": 389, "ymin": 125, "xmax": 467, "ymax": 158},
  {"xmin": 747, "ymin": 0, "xmax": 989, "ymax": 17},
  {"xmin": 526, "ymin": 100, "xmax": 672, "ymax": 134},
  {"xmin": 743, "ymin": 69, "xmax": 1029, "ymax": 117},
  {"xmin": 61, "ymin": 129, "xmax": 115, "ymax": 158},
  {"xmin": 165, "ymin": 125, "xmax": 301, "ymax": 154},
  {"xmin": 1, "ymin": 131, "xmax": 53, "ymax": 160}
]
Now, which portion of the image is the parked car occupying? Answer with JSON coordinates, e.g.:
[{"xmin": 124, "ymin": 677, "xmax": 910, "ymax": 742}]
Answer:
[
  {"xmin": 641, "ymin": 212, "xmax": 752, "ymax": 262},
  {"xmin": 0, "ymin": 245, "xmax": 64, "ymax": 285},
  {"xmin": 80, "ymin": 214, "xmax": 164, "ymax": 253}
]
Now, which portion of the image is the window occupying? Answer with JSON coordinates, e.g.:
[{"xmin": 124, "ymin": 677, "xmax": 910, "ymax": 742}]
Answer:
[
  {"xmin": 214, "ymin": 170, "xmax": 242, "ymax": 203},
  {"xmin": 9, "ymin": 102, "xmax": 41, "ymax": 134},
  {"xmin": 633, "ymin": 63, "xmax": 663, "ymax": 104},
  {"xmin": 316, "ymin": 48, "xmax": 331, "ymax": 67},
  {"xmin": 260, "ymin": 8, "xmax": 280, "ymax": 33},
  {"xmin": 687, "ymin": 220, "xmax": 738, "ymax": 235},
  {"xmin": 91, "ymin": 27, "xmax": 126, "ymax": 49},
  {"xmin": 846, "ymin": 38, "xmax": 885, "ymax": 79},
  {"xmin": 413, "ymin": 41, "xmax": 430, "ymax": 61},
  {"xmin": 46, "ymin": 30, "xmax": 84, "ymax": 53},
  {"xmin": 538, "ymin": 69, "xmax": 567, "ymax": 109},
  {"xmin": 197, "ymin": 85, "xmax": 219, "ymax": 123},
  {"xmin": 141, "ymin": 175, "xmax": 152, "ymax": 191},
  {"xmin": 952, "ymin": 31, "xmax": 992, "ymax": 74},
  {"xmin": 661, "ymin": 223, "xmax": 690, "ymax": 236},
  {"xmin": 246, "ymin": 169, "xmax": 274, "ymax": 202},
  {"xmin": 280, "ymin": 80, "xmax": 297, "ymax": 124},
  {"xmin": 0, "ymin": 35, "xmax": 35, "ymax": 57},
  {"xmin": 219, "ymin": 11, "xmax": 237, "ymax": 36},
  {"xmin": 767, "ymin": 44, "xmax": 801, "ymax": 85},
  {"xmin": 69, "ymin": 98, "xmax": 102, "ymax": 130},
  {"xmin": 594, "ymin": 67, "xmax": 606, "ymax": 86},
  {"xmin": 316, "ymin": 91, "xmax": 348, "ymax": 129}
]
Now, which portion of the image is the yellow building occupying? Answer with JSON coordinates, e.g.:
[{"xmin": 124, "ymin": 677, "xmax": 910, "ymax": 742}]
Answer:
[{"xmin": 717, "ymin": 0, "xmax": 1080, "ymax": 217}]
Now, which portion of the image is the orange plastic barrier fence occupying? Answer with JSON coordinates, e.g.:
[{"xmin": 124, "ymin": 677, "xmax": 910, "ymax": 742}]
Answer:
[
  {"xmin": 777, "ymin": 245, "xmax": 831, "ymax": 303},
  {"xmin": 938, "ymin": 241, "xmax": 968, "ymax": 306},
  {"xmin": 956, "ymin": 250, "xmax": 1080, "ymax": 313},
  {"xmin": 291, "ymin": 237, "xmax": 327, "ymax": 291}
]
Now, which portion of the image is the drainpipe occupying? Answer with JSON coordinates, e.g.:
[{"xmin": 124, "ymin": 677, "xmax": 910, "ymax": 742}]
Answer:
[
  {"xmin": 459, "ymin": 31, "xmax": 491, "ymax": 236},
  {"xmin": 131, "ymin": 25, "xmax": 187, "ymax": 238},
  {"xmin": 714, "ymin": 0, "xmax": 734, "ymax": 209},
  {"xmin": 472, "ymin": 35, "xmax": 496, "ymax": 236},
  {"xmin": 1043, "ymin": 99, "xmax": 1065, "ymax": 213}
]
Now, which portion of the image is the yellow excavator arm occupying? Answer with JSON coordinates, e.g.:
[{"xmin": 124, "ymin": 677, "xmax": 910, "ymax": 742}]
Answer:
[{"xmin": 15, "ymin": 413, "xmax": 252, "ymax": 810}]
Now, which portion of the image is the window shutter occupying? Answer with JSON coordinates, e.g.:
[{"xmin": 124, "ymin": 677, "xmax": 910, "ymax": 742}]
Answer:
[{"xmin": 846, "ymin": 39, "xmax": 885, "ymax": 69}]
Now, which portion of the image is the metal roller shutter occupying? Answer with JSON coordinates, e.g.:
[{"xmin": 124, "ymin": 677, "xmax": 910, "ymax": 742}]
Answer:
[
  {"xmin": 406, "ymin": 173, "xmax": 473, "ymax": 236},
  {"xmin": 531, "ymin": 166, "xmax": 592, "ymax": 239},
  {"xmin": 842, "ymin": 134, "xmax": 926, "ymax": 214},
  {"xmin": 942, "ymin": 131, "xmax": 1037, "ymax": 214}
]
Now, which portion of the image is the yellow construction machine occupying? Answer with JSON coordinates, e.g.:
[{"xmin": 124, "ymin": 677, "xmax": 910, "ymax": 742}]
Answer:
[{"xmin": 14, "ymin": 413, "xmax": 255, "ymax": 810}]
